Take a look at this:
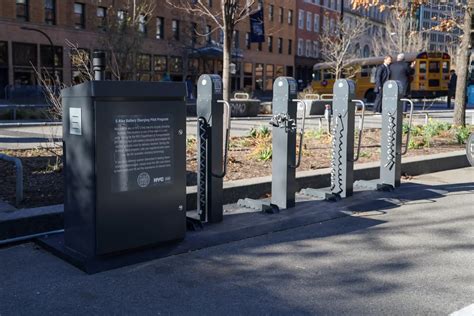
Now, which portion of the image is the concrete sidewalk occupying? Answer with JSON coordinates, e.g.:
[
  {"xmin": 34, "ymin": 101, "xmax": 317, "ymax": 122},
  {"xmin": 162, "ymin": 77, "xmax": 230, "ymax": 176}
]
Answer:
[{"xmin": 0, "ymin": 167, "xmax": 473, "ymax": 315}]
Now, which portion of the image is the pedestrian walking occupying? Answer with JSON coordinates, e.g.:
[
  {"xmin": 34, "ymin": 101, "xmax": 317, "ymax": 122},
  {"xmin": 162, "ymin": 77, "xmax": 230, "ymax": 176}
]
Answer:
[
  {"xmin": 447, "ymin": 70, "xmax": 457, "ymax": 109},
  {"xmin": 373, "ymin": 55, "xmax": 392, "ymax": 113},
  {"xmin": 389, "ymin": 53, "xmax": 415, "ymax": 112}
]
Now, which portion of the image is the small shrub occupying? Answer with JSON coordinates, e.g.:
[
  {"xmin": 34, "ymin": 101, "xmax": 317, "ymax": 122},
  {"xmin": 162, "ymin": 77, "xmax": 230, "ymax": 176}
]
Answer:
[
  {"xmin": 248, "ymin": 125, "xmax": 271, "ymax": 139},
  {"xmin": 410, "ymin": 125, "xmax": 424, "ymax": 137},
  {"xmin": 454, "ymin": 126, "xmax": 470, "ymax": 144},
  {"xmin": 256, "ymin": 145, "xmax": 272, "ymax": 161},
  {"xmin": 408, "ymin": 138, "xmax": 425, "ymax": 149}
]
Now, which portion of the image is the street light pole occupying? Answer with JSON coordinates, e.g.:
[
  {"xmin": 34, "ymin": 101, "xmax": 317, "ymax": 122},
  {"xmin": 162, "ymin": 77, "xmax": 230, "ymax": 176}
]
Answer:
[{"xmin": 20, "ymin": 27, "xmax": 56, "ymax": 85}]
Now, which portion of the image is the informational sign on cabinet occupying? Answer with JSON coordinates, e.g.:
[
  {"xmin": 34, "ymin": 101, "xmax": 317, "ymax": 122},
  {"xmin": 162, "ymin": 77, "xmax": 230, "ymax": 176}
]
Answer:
[{"xmin": 111, "ymin": 114, "xmax": 174, "ymax": 193}]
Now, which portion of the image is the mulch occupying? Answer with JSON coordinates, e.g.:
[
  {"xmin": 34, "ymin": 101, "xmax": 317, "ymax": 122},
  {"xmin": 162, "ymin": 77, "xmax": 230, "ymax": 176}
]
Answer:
[{"xmin": 0, "ymin": 129, "xmax": 466, "ymax": 209}]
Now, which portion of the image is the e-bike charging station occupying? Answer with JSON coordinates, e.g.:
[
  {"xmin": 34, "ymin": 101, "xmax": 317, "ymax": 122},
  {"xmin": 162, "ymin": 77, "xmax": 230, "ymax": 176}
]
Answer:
[
  {"xmin": 238, "ymin": 77, "xmax": 304, "ymax": 212},
  {"xmin": 300, "ymin": 79, "xmax": 366, "ymax": 201},
  {"xmin": 196, "ymin": 74, "xmax": 231, "ymax": 223},
  {"xmin": 354, "ymin": 80, "xmax": 414, "ymax": 191}
]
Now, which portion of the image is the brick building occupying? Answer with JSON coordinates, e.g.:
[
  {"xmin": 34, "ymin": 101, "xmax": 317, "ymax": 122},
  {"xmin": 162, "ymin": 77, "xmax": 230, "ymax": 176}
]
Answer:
[
  {"xmin": 0, "ymin": 0, "xmax": 296, "ymax": 99},
  {"xmin": 295, "ymin": 0, "xmax": 340, "ymax": 88}
]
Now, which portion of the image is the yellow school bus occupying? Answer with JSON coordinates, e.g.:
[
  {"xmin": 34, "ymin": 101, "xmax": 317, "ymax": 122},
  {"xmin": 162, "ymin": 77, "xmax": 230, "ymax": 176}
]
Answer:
[{"xmin": 311, "ymin": 52, "xmax": 451, "ymax": 102}]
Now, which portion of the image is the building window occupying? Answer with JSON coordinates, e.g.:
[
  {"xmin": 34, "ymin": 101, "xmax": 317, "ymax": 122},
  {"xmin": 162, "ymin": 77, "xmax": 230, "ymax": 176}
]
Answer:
[
  {"xmin": 297, "ymin": 39, "xmax": 304, "ymax": 56},
  {"xmin": 306, "ymin": 12, "xmax": 312, "ymax": 31},
  {"xmin": 288, "ymin": 39, "xmax": 292, "ymax": 55},
  {"xmin": 219, "ymin": 29, "xmax": 224, "ymax": 44},
  {"xmin": 138, "ymin": 14, "xmax": 147, "ymax": 35},
  {"xmin": 13, "ymin": 42, "xmax": 37, "ymax": 86},
  {"xmin": 288, "ymin": 9, "xmax": 293, "ymax": 25},
  {"xmin": 153, "ymin": 55, "xmax": 167, "ymax": 72},
  {"xmin": 40, "ymin": 45, "xmax": 63, "ymax": 68},
  {"xmin": 323, "ymin": 16, "xmax": 329, "ymax": 31},
  {"xmin": 156, "ymin": 17, "xmax": 164, "ymax": 39},
  {"xmin": 306, "ymin": 40, "xmax": 312, "ymax": 57},
  {"xmin": 268, "ymin": 36, "xmax": 273, "ymax": 53},
  {"xmin": 206, "ymin": 25, "xmax": 212, "ymax": 43},
  {"xmin": 137, "ymin": 54, "xmax": 151, "ymax": 81},
  {"xmin": 314, "ymin": 14, "xmax": 320, "ymax": 32},
  {"xmin": 278, "ymin": 37, "xmax": 282, "ymax": 54},
  {"xmin": 97, "ymin": 6, "xmax": 107, "ymax": 30},
  {"xmin": 279, "ymin": 7, "xmax": 284, "ymax": 23},
  {"xmin": 0, "ymin": 42, "xmax": 8, "ymax": 66},
  {"xmin": 269, "ymin": 5, "xmax": 274, "ymax": 21},
  {"xmin": 313, "ymin": 41, "xmax": 319, "ymax": 58},
  {"xmin": 74, "ymin": 3, "xmax": 85, "ymax": 29},
  {"xmin": 234, "ymin": 30, "xmax": 240, "ymax": 49},
  {"xmin": 117, "ymin": 10, "xmax": 126, "ymax": 28},
  {"xmin": 16, "ymin": 0, "xmax": 29, "ymax": 22},
  {"xmin": 298, "ymin": 10, "xmax": 304, "ymax": 29},
  {"xmin": 169, "ymin": 56, "xmax": 183, "ymax": 74},
  {"xmin": 246, "ymin": 32, "xmax": 251, "ymax": 49},
  {"xmin": 172, "ymin": 20, "xmax": 180, "ymax": 40},
  {"xmin": 44, "ymin": 0, "xmax": 56, "ymax": 25},
  {"xmin": 265, "ymin": 64, "xmax": 274, "ymax": 90},
  {"xmin": 243, "ymin": 62, "xmax": 253, "ymax": 90}
]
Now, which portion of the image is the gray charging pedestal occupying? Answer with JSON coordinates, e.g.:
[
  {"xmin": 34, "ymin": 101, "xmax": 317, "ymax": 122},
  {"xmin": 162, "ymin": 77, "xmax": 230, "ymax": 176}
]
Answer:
[
  {"xmin": 355, "ymin": 80, "xmax": 412, "ymax": 191},
  {"xmin": 38, "ymin": 72, "xmax": 187, "ymax": 273},
  {"xmin": 300, "ymin": 79, "xmax": 358, "ymax": 201},
  {"xmin": 238, "ymin": 77, "xmax": 299, "ymax": 213}
]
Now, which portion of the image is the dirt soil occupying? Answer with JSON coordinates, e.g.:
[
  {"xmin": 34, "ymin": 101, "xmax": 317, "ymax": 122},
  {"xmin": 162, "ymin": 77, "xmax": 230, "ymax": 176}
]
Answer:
[{"xmin": 0, "ymin": 128, "xmax": 468, "ymax": 209}]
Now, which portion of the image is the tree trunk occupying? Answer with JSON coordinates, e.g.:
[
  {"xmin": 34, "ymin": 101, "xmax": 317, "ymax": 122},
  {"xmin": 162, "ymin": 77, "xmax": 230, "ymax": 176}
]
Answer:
[
  {"xmin": 453, "ymin": 2, "xmax": 473, "ymax": 126},
  {"xmin": 222, "ymin": 29, "xmax": 232, "ymax": 102}
]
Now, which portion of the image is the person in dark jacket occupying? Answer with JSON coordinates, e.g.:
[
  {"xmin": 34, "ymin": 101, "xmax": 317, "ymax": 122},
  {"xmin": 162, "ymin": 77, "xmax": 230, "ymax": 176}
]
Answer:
[
  {"xmin": 390, "ymin": 53, "xmax": 415, "ymax": 111},
  {"xmin": 373, "ymin": 55, "xmax": 392, "ymax": 113},
  {"xmin": 447, "ymin": 70, "xmax": 457, "ymax": 109}
]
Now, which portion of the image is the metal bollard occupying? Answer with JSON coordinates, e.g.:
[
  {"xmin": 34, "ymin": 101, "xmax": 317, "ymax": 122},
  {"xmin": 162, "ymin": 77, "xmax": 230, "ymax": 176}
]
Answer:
[
  {"xmin": 196, "ymin": 74, "xmax": 231, "ymax": 223},
  {"xmin": 238, "ymin": 77, "xmax": 299, "ymax": 212},
  {"xmin": 300, "ymin": 79, "xmax": 366, "ymax": 201},
  {"xmin": 355, "ymin": 81, "xmax": 414, "ymax": 191}
]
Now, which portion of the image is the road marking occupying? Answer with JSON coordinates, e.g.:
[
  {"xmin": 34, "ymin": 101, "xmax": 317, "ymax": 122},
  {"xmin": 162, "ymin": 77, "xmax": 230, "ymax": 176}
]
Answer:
[{"xmin": 450, "ymin": 303, "xmax": 474, "ymax": 316}]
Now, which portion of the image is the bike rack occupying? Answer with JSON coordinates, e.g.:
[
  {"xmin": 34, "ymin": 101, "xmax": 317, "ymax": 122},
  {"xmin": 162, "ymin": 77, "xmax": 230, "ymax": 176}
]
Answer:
[
  {"xmin": 300, "ymin": 79, "xmax": 367, "ymax": 201},
  {"xmin": 238, "ymin": 77, "xmax": 299, "ymax": 213},
  {"xmin": 354, "ymin": 81, "xmax": 414, "ymax": 191}
]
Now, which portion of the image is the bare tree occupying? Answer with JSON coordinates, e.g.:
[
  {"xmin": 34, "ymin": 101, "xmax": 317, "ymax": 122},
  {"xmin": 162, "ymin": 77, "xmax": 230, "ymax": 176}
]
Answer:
[
  {"xmin": 320, "ymin": 17, "xmax": 368, "ymax": 79},
  {"xmin": 101, "ymin": 0, "xmax": 156, "ymax": 80},
  {"xmin": 371, "ymin": 7, "xmax": 428, "ymax": 56},
  {"xmin": 166, "ymin": 0, "xmax": 255, "ymax": 101}
]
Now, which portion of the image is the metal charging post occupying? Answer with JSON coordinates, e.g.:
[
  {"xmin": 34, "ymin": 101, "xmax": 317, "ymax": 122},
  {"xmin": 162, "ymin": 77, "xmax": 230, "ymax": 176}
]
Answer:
[
  {"xmin": 238, "ymin": 77, "xmax": 299, "ymax": 212},
  {"xmin": 355, "ymin": 80, "xmax": 414, "ymax": 191},
  {"xmin": 300, "ymin": 79, "xmax": 360, "ymax": 201},
  {"xmin": 196, "ymin": 74, "xmax": 232, "ymax": 223}
]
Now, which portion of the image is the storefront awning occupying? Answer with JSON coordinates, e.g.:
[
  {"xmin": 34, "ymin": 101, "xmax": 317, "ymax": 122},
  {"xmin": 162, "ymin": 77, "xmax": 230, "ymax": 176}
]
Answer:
[{"xmin": 188, "ymin": 46, "xmax": 243, "ymax": 59}]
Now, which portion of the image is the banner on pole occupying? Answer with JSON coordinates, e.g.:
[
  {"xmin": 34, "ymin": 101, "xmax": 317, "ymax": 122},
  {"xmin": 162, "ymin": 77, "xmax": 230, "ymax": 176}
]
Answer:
[{"xmin": 249, "ymin": 9, "xmax": 265, "ymax": 43}]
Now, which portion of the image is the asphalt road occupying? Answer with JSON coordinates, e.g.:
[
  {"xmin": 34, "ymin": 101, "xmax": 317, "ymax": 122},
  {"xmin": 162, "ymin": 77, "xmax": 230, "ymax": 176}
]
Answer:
[{"xmin": 0, "ymin": 167, "xmax": 473, "ymax": 315}]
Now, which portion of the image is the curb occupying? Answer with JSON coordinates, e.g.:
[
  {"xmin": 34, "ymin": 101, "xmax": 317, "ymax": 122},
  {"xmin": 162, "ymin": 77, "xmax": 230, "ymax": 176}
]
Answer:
[{"xmin": 0, "ymin": 150, "xmax": 469, "ymax": 242}]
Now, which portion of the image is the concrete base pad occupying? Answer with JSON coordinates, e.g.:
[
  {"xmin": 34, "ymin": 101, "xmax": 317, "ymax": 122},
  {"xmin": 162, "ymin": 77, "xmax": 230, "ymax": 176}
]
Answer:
[{"xmin": 36, "ymin": 183, "xmax": 419, "ymax": 274}]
